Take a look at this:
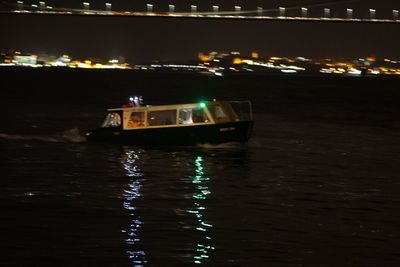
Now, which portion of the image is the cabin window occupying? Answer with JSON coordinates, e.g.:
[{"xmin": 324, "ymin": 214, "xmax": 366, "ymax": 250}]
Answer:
[
  {"xmin": 179, "ymin": 108, "xmax": 209, "ymax": 124},
  {"xmin": 101, "ymin": 112, "xmax": 121, "ymax": 128},
  {"xmin": 127, "ymin": 112, "xmax": 145, "ymax": 128},
  {"xmin": 148, "ymin": 110, "xmax": 177, "ymax": 126},
  {"xmin": 208, "ymin": 102, "xmax": 238, "ymax": 123}
]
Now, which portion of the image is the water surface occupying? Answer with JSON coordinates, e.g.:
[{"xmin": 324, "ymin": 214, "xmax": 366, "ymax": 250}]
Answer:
[{"xmin": 1, "ymin": 69, "xmax": 400, "ymax": 266}]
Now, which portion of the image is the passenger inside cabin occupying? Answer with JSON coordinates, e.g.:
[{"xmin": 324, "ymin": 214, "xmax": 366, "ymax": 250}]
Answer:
[
  {"xmin": 148, "ymin": 110, "xmax": 177, "ymax": 126},
  {"xmin": 192, "ymin": 109, "xmax": 207, "ymax": 123},
  {"xmin": 127, "ymin": 112, "xmax": 145, "ymax": 128},
  {"xmin": 192, "ymin": 114, "xmax": 202, "ymax": 123}
]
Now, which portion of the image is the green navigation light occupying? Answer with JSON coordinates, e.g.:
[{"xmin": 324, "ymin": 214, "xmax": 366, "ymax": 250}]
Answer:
[{"xmin": 199, "ymin": 102, "xmax": 206, "ymax": 108}]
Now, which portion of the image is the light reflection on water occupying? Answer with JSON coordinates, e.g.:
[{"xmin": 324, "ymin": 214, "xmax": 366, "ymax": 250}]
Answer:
[
  {"xmin": 188, "ymin": 156, "xmax": 215, "ymax": 264},
  {"xmin": 120, "ymin": 149, "xmax": 216, "ymax": 265},
  {"xmin": 121, "ymin": 149, "xmax": 147, "ymax": 266}
]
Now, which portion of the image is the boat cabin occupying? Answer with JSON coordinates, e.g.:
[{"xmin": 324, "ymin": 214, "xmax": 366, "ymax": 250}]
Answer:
[{"xmin": 100, "ymin": 101, "xmax": 252, "ymax": 130}]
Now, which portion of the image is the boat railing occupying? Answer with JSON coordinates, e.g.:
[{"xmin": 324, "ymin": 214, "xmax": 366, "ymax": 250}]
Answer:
[{"xmin": 228, "ymin": 100, "xmax": 253, "ymax": 121}]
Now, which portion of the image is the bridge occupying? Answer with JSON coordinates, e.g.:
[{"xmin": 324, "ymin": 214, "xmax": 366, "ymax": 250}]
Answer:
[{"xmin": 1, "ymin": 1, "xmax": 400, "ymax": 24}]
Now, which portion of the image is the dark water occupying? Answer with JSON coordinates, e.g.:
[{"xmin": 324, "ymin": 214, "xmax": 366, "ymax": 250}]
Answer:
[{"xmin": 1, "ymin": 68, "xmax": 400, "ymax": 266}]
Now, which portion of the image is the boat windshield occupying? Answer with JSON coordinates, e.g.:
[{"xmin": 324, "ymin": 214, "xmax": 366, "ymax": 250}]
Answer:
[
  {"xmin": 228, "ymin": 101, "xmax": 253, "ymax": 121},
  {"xmin": 208, "ymin": 102, "xmax": 239, "ymax": 123},
  {"xmin": 208, "ymin": 101, "xmax": 252, "ymax": 122},
  {"xmin": 101, "ymin": 112, "xmax": 121, "ymax": 128}
]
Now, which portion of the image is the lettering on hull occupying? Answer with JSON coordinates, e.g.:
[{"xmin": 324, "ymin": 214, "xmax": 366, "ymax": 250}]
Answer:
[{"xmin": 219, "ymin": 127, "xmax": 235, "ymax": 132}]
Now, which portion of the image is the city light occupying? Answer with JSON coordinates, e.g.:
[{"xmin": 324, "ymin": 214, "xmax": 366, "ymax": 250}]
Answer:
[{"xmin": 1, "ymin": 49, "xmax": 400, "ymax": 76}]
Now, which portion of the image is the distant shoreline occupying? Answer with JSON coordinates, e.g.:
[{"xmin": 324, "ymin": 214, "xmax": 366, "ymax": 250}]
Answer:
[{"xmin": 2, "ymin": 65, "xmax": 400, "ymax": 79}]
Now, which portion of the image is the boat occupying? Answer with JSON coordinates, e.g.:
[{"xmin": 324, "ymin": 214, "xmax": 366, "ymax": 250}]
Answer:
[{"xmin": 86, "ymin": 97, "xmax": 254, "ymax": 145}]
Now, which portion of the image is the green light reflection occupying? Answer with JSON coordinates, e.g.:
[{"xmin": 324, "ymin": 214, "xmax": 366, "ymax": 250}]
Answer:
[{"xmin": 188, "ymin": 156, "xmax": 215, "ymax": 264}]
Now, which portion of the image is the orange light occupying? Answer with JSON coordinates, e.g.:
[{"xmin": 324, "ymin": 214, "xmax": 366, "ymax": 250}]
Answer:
[{"xmin": 233, "ymin": 58, "xmax": 242, "ymax": 64}]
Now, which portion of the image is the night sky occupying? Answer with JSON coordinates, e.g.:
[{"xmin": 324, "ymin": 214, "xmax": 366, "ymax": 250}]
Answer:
[{"xmin": 1, "ymin": 0, "xmax": 400, "ymax": 62}]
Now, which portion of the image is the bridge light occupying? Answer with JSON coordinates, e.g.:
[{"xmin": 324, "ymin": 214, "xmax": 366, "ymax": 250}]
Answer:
[
  {"xmin": 279, "ymin": 7, "xmax": 285, "ymax": 17},
  {"xmin": 168, "ymin": 4, "xmax": 175, "ymax": 13},
  {"xmin": 301, "ymin": 7, "xmax": 307, "ymax": 18},
  {"xmin": 191, "ymin": 5, "xmax": 197, "ymax": 14},
  {"xmin": 234, "ymin": 6, "xmax": 241, "ymax": 12},
  {"xmin": 369, "ymin": 9, "xmax": 376, "ymax": 20},
  {"xmin": 324, "ymin": 8, "xmax": 330, "ymax": 18},
  {"xmin": 83, "ymin": 2, "xmax": 89, "ymax": 10},
  {"xmin": 212, "ymin": 5, "xmax": 219, "ymax": 13},
  {"xmin": 393, "ymin": 10, "xmax": 399, "ymax": 21},
  {"xmin": 105, "ymin": 3, "xmax": 111, "ymax": 11},
  {"xmin": 17, "ymin": 1, "xmax": 23, "ymax": 10},
  {"xmin": 39, "ymin": 1, "xmax": 45, "ymax": 9},
  {"xmin": 146, "ymin": 4, "xmax": 153, "ymax": 13},
  {"xmin": 257, "ymin": 7, "xmax": 263, "ymax": 16},
  {"xmin": 346, "ymin": 8, "xmax": 353, "ymax": 19}
]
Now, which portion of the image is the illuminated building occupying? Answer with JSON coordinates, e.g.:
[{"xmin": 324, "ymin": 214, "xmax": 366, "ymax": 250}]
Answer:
[
  {"xmin": 198, "ymin": 52, "xmax": 214, "ymax": 62},
  {"xmin": 13, "ymin": 54, "xmax": 37, "ymax": 66}
]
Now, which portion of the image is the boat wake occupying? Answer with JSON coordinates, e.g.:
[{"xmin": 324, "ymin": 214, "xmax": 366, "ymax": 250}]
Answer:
[
  {"xmin": 197, "ymin": 142, "xmax": 246, "ymax": 149},
  {"xmin": 197, "ymin": 138, "xmax": 265, "ymax": 149},
  {"xmin": 0, "ymin": 128, "xmax": 86, "ymax": 143}
]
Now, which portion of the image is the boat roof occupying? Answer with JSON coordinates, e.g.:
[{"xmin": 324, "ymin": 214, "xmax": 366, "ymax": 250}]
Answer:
[{"xmin": 107, "ymin": 101, "xmax": 211, "ymax": 112}]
